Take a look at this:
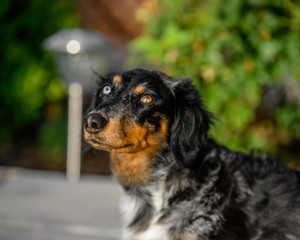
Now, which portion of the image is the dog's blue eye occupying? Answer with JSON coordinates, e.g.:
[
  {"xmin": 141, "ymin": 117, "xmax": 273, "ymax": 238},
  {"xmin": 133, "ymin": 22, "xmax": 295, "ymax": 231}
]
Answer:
[{"xmin": 102, "ymin": 86, "xmax": 111, "ymax": 95}]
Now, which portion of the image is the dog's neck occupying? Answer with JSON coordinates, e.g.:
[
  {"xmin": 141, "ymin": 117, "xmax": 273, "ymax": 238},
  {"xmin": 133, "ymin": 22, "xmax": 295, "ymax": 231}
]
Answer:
[
  {"xmin": 110, "ymin": 145, "xmax": 175, "ymax": 187},
  {"xmin": 110, "ymin": 142, "xmax": 219, "ymax": 189},
  {"xmin": 110, "ymin": 151, "xmax": 155, "ymax": 186}
]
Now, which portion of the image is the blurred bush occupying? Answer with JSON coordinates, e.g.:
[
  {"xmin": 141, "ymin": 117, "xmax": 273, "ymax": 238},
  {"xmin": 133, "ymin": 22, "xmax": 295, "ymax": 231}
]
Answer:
[
  {"xmin": 0, "ymin": 0, "xmax": 79, "ymax": 163},
  {"xmin": 130, "ymin": 0, "xmax": 300, "ymax": 163}
]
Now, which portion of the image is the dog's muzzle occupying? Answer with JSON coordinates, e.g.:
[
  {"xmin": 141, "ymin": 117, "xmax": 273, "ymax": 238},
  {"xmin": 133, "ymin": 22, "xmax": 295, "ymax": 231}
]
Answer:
[{"xmin": 84, "ymin": 113, "xmax": 108, "ymax": 134}]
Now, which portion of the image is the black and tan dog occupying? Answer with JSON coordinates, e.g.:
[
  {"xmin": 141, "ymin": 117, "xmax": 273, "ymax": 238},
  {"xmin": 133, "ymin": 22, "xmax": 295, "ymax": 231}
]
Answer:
[{"xmin": 83, "ymin": 69, "xmax": 300, "ymax": 240}]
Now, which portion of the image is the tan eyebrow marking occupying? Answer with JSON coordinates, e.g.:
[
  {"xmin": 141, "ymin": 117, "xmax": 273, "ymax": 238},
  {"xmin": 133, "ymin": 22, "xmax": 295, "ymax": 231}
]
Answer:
[
  {"xmin": 135, "ymin": 85, "xmax": 146, "ymax": 95},
  {"xmin": 113, "ymin": 75, "xmax": 122, "ymax": 84}
]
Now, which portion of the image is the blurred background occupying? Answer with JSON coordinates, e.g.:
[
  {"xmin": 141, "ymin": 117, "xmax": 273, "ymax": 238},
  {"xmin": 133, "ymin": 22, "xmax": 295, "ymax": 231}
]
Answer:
[
  {"xmin": 0, "ymin": 1, "xmax": 300, "ymax": 239},
  {"xmin": 1, "ymin": 0, "xmax": 300, "ymax": 175}
]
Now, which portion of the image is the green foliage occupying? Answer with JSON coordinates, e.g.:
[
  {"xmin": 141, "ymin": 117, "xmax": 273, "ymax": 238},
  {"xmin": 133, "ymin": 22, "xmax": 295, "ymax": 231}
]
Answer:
[
  {"xmin": 0, "ymin": 0, "xmax": 79, "ymax": 160},
  {"xmin": 130, "ymin": 0, "xmax": 300, "ymax": 159},
  {"xmin": 38, "ymin": 115, "xmax": 67, "ymax": 162}
]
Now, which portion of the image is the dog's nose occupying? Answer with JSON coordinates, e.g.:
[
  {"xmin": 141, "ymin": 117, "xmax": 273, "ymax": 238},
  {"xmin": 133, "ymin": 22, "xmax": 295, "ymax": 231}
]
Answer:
[{"xmin": 84, "ymin": 113, "xmax": 108, "ymax": 133}]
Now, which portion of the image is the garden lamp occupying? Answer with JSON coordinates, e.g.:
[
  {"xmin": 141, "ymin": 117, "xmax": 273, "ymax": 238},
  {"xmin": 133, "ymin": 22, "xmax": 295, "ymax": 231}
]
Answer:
[{"xmin": 43, "ymin": 28, "xmax": 113, "ymax": 182}]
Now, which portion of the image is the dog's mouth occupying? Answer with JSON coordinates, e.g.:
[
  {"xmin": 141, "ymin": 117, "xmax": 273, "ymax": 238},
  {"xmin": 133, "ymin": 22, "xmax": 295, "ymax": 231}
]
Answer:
[
  {"xmin": 83, "ymin": 113, "xmax": 170, "ymax": 154},
  {"xmin": 83, "ymin": 114, "xmax": 135, "ymax": 152},
  {"xmin": 83, "ymin": 123, "xmax": 149, "ymax": 153},
  {"xmin": 84, "ymin": 131, "xmax": 136, "ymax": 152}
]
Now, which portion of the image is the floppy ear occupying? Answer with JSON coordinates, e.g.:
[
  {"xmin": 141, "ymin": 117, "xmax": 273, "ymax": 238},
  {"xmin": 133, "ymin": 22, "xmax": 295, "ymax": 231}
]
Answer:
[{"xmin": 170, "ymin": 79, "xmax": 213, "ymax": 168}]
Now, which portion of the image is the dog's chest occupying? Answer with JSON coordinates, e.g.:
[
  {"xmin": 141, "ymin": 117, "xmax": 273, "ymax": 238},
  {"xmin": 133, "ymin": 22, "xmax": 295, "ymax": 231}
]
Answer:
[{"xmin": 120, "ymin": 186, "xmax": 170, "ymax": 240}]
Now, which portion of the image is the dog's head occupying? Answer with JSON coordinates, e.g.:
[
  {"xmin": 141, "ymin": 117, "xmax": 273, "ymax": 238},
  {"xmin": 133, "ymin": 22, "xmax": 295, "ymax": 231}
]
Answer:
[{"xmin": 83, "ymin": 69, "xmax": 212, "ymax": 169}]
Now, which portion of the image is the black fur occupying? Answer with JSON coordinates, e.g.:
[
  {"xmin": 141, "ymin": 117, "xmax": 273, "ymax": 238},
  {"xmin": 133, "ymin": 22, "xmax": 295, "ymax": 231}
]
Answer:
[
  {"xmin": 171, "ymin": 78, "xmax": 213, "ymax": 169},
  {"xmin": 84, "ymin": 69, "xmax": 300, "ymax": 240}
]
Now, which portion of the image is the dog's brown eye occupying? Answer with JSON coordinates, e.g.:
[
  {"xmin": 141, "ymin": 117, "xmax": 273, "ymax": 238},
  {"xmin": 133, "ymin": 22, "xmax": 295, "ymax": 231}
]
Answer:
[{"xmin": 141, "ymin": 95, "xmax": 153, "ymax": 104}]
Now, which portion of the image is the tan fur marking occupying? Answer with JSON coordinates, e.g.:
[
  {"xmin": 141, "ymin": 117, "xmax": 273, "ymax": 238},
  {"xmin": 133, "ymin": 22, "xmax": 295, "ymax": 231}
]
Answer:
[
  {"xmin": 111, "ymin": 151, "xmax": 153, "ymax": 186},
  {"xmin": 84, "ymin": 114, "xmax": 170, "ymax": 186},
  {"xmin": 135, "ymin": 85, "xmax": 145, "ymax": 95},
  {"xmin": 111, "ymin": 117, "xmax": 169, "ymax": 186},
  {"xmin": 173, "ymin": 237, "xmax": 195, "ymax": 240},
  {"xmin": 113, "ymin": 75, "xmax": 122, "ymax": 84}
]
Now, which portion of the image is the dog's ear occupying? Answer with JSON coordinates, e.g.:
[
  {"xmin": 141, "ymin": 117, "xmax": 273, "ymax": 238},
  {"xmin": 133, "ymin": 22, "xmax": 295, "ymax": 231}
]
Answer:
[{"xmin": 170, "ymin": 79, "xmax": 213, "ymax": 168}]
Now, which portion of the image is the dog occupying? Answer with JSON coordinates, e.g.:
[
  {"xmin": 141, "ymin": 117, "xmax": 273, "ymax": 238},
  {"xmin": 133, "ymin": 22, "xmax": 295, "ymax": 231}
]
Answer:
[{"xmin": 83, "ymin": 69, "xmax": 300, "ymax": 240}]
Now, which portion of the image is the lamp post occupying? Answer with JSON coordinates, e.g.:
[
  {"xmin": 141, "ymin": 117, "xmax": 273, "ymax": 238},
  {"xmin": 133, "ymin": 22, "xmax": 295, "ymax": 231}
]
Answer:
[{"xmin": 43, "ymin": 29, "xmax": 114, "ymax": 182}]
